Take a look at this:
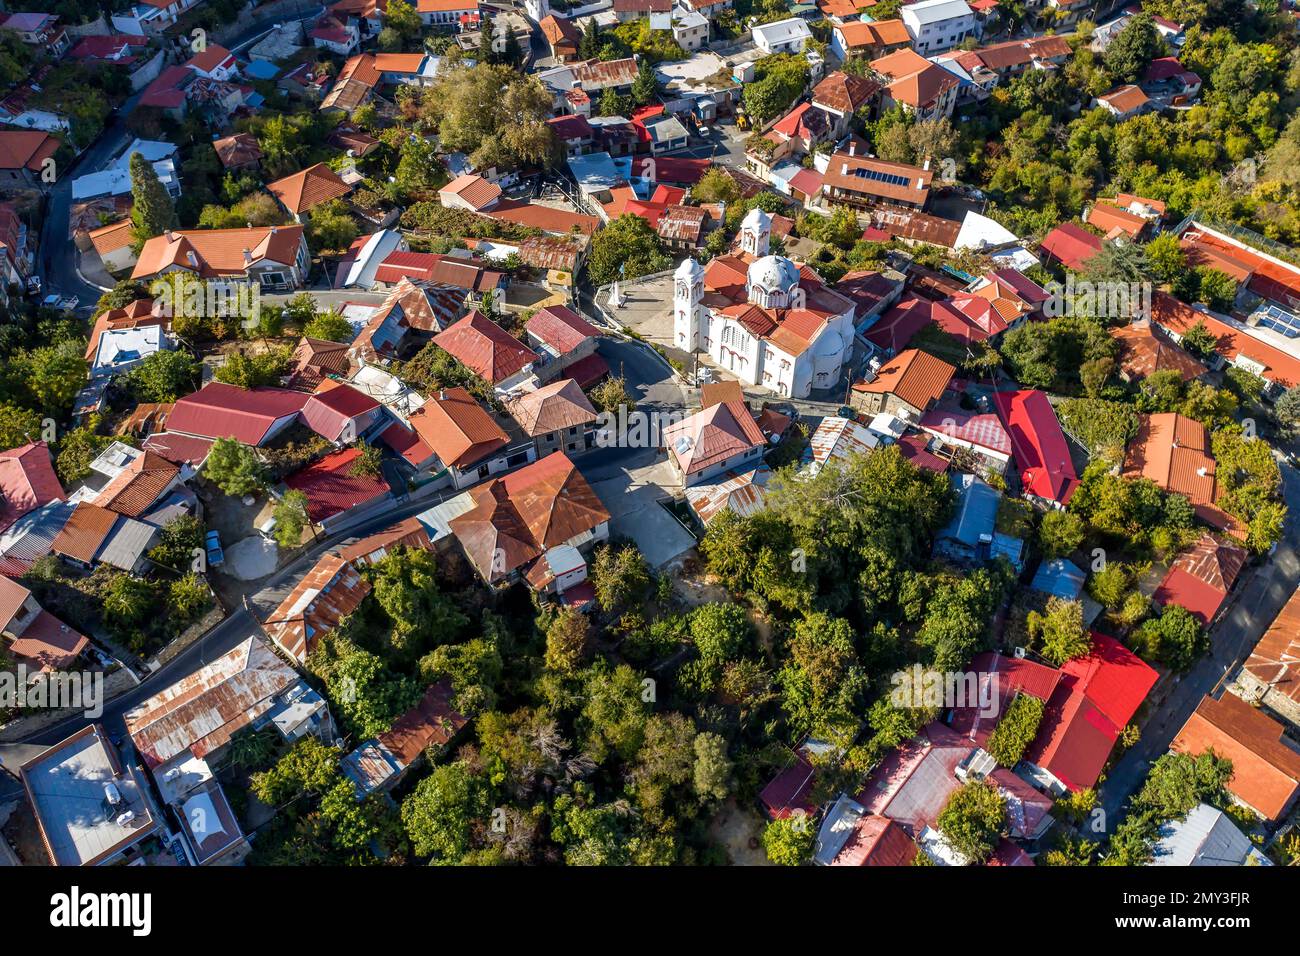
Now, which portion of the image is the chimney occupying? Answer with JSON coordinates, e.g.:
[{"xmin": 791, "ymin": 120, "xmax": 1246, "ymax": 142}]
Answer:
[
  {"xmin": 1196, "ymin": 467, "xmax": 1208, "ymax": 477},
  {"xmin": 841, "ymin": 163, "xmax": 848, "ymax": 175},
  {"xmin": 243, "ymin": 248, "xmax": 253, "ymax": 265},
  {"xmin": 848, "ymin": 140, "xmax": 856, "ymax": 156},
  {"xmin": 439, "ymin": 389, "xmax": 446, "ymax": 400},
  {"xmin": 922, "ymin": 158, "xmax": 931, "ymax": 171},
  {"xmin": 165, "ymin": 230, "xmax": 175, "ymax": 242}
]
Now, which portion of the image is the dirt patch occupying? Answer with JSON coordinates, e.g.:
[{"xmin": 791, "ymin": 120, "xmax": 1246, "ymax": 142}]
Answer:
[{"xmin": 707, "ymin": 799, "xmax": 770, "ymax": 866}]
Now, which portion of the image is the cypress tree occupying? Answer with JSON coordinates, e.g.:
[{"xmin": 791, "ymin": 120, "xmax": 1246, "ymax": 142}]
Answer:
[{"xmin": 129, "ymin": 152, "xmax": 177, "ymax": 252}]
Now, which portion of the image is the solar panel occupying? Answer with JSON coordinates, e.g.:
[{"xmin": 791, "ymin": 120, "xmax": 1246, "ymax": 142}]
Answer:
[{"xmin": 1255, "ymin": 303, "xmax": 1300, "ymax": 339}]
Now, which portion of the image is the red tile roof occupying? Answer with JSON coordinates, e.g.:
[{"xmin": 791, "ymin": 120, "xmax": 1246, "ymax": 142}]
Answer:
[
  {"xmin": 449, "ymin": 451, "xmax": 609, "ymax": 582},
  {"xmin": 7, "ymin": 608, "xmax": 87, "ymax": 671},
  {"xmin": 851, "ymin": 347, "xmax": 955, "ymax": 410},
  {"xmin": 993, "ymin": 389, "xmax": 1079, "ymax": 504},
  {"xmin": 1152, "ymin": 292, "xmax": 1300, "ymax": 389},
  {"xmin": 662, "ymin": 400, "xmax": 766, "ymax": 477},
  {"xmin": 439, "ymin": 173, "xmax": 502, "ymax": 212},
  {"xmin": 0, "ymin": 130, "xmax": 58, "ymax": 172},
  {"xmin": 267, "ymin": 163, "xmax": 352, "ymax": 215},
  {"xmin": 284, "ymin": 447, "xmax": 390, "ymax": 523},
  {"xmin": 1123, "ymin": 412, "xmax": 1217, "ymax": 508},
  {"xmin": 408, "ymin": 386, "xmax": 508, "ymax": 469},
  {"xmin": 93, "ymin": 450, "xmax": 179, "ymax": 518},
  {"xmin": 1242, "ymin": 588, "xmax": 1300, "ymax": 713}
]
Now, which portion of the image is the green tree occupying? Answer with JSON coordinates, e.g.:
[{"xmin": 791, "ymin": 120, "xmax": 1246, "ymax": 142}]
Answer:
[
  {"xmin": 762, "ymin": 816, "xmax": 814, "ymax": 866},
  {"xmin": 371, "ymin": 547, "xmax": 468, "ymax": 657},
  {"xmin": 688, "ymin": 602, "xmax": 752, "ymax": 663},
  {"xmin": 307, "ymin": 200, "xmax": 359, "ymax": 253},
  {"xmin": 129, "ymin": 151, "xmax": 177, "ymax": 252},
  {"xmin": 203, "ymin": 437, "xmax": 267, "ymax": 497},
  {"xmin": 586, "ymin": 213, "xmax": 671, "ymax": 285},
  {"xmin": 937, "ymin": 779, "xmax": 1007, "ymax": 864},
  {"xmin": 986, "ymin": 693, "xmax": 1046, "ymax": 767},
  {"xmin": 272, "ymin": 489, "xmax": 310, "ymax": 549},
  {"xmin": 1037, "ymin": 509, "xmax": 1087, "ymax": 559},
  {"xmin": 743, "ymin": 54, "xmax": 810, "ymax": 125},
  {"xmin": 545, "ymin": 608, "xmax": 589, "ymax": 672},
  {"xmin": 303, "ymin": 310, "xmax": 354, "ymax": 343},
  {"xmin": 168, "ymin": 572, "xmax": 211, "ymax": 621},
  {"xmin": 385, "ymin": 0, "xmax": 422, "ymax": 43},
  {"xmin": 589, "ymin": 542, "xmax": 651, "ymax": 612},
  {"xmin": 1132, "ymin": 603, "xmax": 1207, "ymax": 672},
  {"xmin": 251, "ymin": 737, "xmax": 342, "ymax": 805},
  {"xmin": 213, "ymin": 347, "xmax": 292, "ymax": 388},
  {"xmin": 1103, "ymin": 12, "xmax": 1163, "ymax": 83},
  {"xmin": 692, "ymin": 731, "xmax": 732, "ymax": 804},
  {"xmin": 1028, "ymin": 597, "xmax": 1092, "ymax": 666},
  {"xmin": 103, "ymin": 573, "xmax": 155, "ymax": 628},
  {"xmin": 54, "ymin": 419, "xmax": 113, "ymax": 484},
  {"xmin": 126, "ymin": 349, "xmax": 200, "ymax": 402},
  {"xmin": 632, "ymin": 57, "xmax": 658, "ymax": 106}
]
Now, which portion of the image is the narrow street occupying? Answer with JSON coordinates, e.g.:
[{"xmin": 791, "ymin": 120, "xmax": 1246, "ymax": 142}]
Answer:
[{"xmin": 1097, "ymin": 458, "xmax": 1300, "ymax": 827}]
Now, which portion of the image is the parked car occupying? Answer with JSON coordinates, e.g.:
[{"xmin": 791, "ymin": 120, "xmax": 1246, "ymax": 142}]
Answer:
[{"xmin": 205, "ymin": 529, "xmax": 224, "ymax": 568}]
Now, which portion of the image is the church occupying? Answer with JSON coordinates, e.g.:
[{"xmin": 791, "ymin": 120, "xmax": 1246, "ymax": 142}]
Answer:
[{"xmin": 673, "ymin": 208, "xmax": 856, "ymax": 399}]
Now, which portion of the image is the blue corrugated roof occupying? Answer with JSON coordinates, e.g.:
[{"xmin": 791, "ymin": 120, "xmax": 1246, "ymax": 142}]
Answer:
[{"xmin": 1030, "ymin": 558, "xmax": 1086, "ymax": 600}]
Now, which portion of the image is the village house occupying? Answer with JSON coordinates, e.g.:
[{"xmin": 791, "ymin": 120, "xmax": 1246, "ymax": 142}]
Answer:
[
  {"xmin": 662, "ymin": 399, "xmax": 767, "ymax": 487},
  {"xmin": 445, "ymin": 451, "xmax": 610, "ymax": 598},
  {"xmin": 406, "ymin": 386, "xmax": 529, "ymax": 489},
  {"xmin": 1172, "ymin": 693, "xmax": 1300, "ymax": 823},
  {"xmin": 848, "ymin": 348, "xmax": 955, "ymax": 420},
  {"xmin": 131, "ymin": 225, "xmax": 311, "ymax": 291}
]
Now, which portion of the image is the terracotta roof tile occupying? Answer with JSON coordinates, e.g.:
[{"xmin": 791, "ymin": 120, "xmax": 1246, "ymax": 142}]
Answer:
[{"xmin": 267, "ymin": 163, "xmax": 351, "ymax": 215}]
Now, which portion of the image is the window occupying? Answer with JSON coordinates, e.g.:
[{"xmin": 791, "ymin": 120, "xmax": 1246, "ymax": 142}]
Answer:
[{"xmin": 259, "ymin": 271, "xmax": 287, "ymax": 287}]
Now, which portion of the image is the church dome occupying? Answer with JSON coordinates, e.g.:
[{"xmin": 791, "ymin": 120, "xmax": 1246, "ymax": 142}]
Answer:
[
  {"xmin": 747, "ymin": 254, "xmax": 800, "ymax": 294},
  {"xmin": 741, "ymin": 206, "xmax": 772, "ymax": 233},
  {"xmin": 675, "ymin": 257, "xmax": 704, "ymax": 280}
]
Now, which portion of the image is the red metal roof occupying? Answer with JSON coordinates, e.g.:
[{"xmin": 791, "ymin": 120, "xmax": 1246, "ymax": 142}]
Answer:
[
  {"xmin": 0, "ymin": 442, "xmax": 64, "ymax": 534},
  {"xmin": 993, "ymin": 389, "xmax": 1078, "ymax": 505},
  {"xmin": 1153, "ymin": 534, "xmax": 1247, "ymax": 625},
  {"xmin": 1039, "ymin": 222, "xmax": 1102, "ymax": 271},
  {"xmin": 168, "ymin": 383, "xmax": 309, "ymax": 445},
  {"xmin": 433, "ymin": 311, "xmax": 538, "ymax": 385},
  {"xmin": 525, "ymin": 305, "xmax": 601, "ymax": 355},
  {"xmin": 284, "ymin": 447, "xmax": 391, "ymax": 523},
  {"xmin": 1027, "ymin": 634, "xmax": 1158, "ymax": 792}
]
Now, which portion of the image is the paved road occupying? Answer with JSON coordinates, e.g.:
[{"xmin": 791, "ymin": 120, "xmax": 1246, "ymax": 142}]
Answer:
[
  {"xmin": 39, "ymin": 8, "xmax": 328, "ymax": 308},
  {"xmin": 1097, "ymin": 458, "xmax": 1300, "ymax": 826}
]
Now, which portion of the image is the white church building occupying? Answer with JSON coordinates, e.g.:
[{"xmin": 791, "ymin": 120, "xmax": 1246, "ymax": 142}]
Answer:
[{"xmin": 674, "ymin": 208, "xmax": 855, "ymax": 399}]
